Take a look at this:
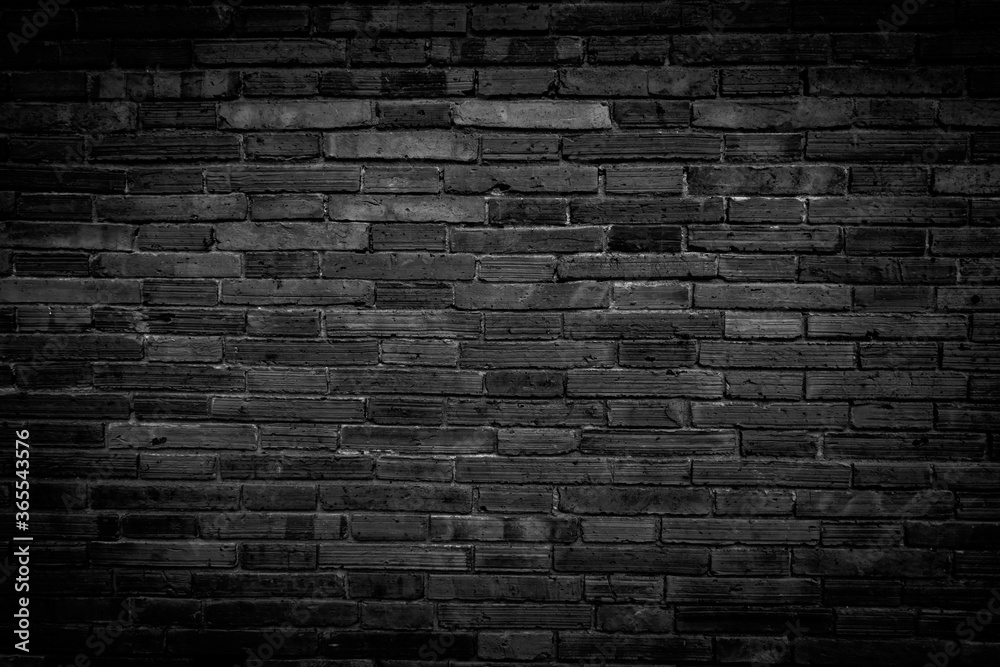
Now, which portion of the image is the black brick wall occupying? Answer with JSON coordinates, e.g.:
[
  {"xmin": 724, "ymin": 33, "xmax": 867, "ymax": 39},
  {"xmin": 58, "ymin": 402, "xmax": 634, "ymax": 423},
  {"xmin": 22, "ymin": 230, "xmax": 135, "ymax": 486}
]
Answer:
[{"xmin": 2, "ymin": 0, "xmax": 1000, "ymax": 665}]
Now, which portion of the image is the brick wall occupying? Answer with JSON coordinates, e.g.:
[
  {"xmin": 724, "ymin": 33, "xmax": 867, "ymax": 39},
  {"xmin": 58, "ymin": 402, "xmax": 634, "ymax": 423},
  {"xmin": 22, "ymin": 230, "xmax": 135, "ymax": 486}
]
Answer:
[{"xmin": 2, "ymin": 1, "xmax": 1000, "ymax": 664}]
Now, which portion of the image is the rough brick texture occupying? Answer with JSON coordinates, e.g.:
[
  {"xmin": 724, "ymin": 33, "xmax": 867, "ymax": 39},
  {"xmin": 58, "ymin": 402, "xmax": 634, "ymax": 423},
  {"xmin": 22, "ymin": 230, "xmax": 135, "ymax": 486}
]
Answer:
[{"xmin": 2, "ymin": 0, "xmax": 1000, "ymax": 665}]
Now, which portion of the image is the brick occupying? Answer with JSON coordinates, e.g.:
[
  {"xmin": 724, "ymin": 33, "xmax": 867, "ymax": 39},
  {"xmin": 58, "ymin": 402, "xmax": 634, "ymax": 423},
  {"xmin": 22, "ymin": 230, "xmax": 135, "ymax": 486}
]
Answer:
[
  {"xmin": 96, "ymin": 364, "xmax": 244, "ymax": 391},
  {"xmin": 806, "ymin": 371, "xmax": 968, "ymax": 400},
  {"xmin": 451, "ymin": 227, "xmax": 604, "ymax": 254},
  {"xmin": 860, "ymin": 342, "xmax": 939, "ymax": 369},
  {"xmin": 808, "ymin": 131, "xmax": 967, "ymax": 162},
  {"xmin": 90, "ymin": 542, "xmax": 236, "ymax": 568},
  {"xmin": 326, "ymin": 130, "xmax": 477, "ymax": 161},
  {"xmin": 699, "ymin": 341, "xmax": 854, "ymax": 368},
  {"xmin": 207, "ymin": 166, "xmax": 360, "ymax": 193},
  {"xmin": 0, "ymin": 102, "xmax": 136, "ymax": 133},
  {"xmin": 585, "ymin": 576, "xmax": 664, "ymax": 602},
  {"xmin": 93, "ymin": 134, "xmax": 241, "ymax": 162},
  {"xmin": 648, "ymin": 68, "xmax": 718, "ymax": 97},
  {"xmin": 693, "ymin": 461, "xmax": 850, "ymax": 486},
  {"xmin": 375, "ymin": 100, "xmax": 450, "ymax": 126},
  {"xmin": 695, "ymin": 284, "xmax": 851, "ymax": 310},
  {"xmin": 555, "ymin": 546, "xmax": 708, "ymax": 574},
  {"xmin": 477, "ymin": 486, "xmax": 556, "ymax": 512},
  {"xmin": 462, "ymin": 341, "xmax": 615, "ymax": 369},
  {"xmin": 482, "ymin": 136, "xmax": 559, "ymax": 162},
  {"xmin": 455, "ymin": 283, "xmax": 609, "ymax": 310},
  {"xmin": 675, "ymin": 35, "xmax": 830, "ymax": 64},
  {"xmin": 934, "ymin": 166, "xmax": 1000, "ymax": 195},
  {"xmin": 348, "ymin": 38, "xmax": 426, "ymax": 65},
  {"xmin": 448, "ymin": 399, "xmax": 604, "ymax": 427},
  {"xmin": 725, "ymin": 133, "xmax": 803, "ymax": 161},
  {"xmin": 563, "ymin": 133, "xmax": 720, "ymax": 161},
  {"xmin": 695, "ymin": 99, "xmax": 853, "ymax": 129},
  {"xmin": 811, "ymin": 67, "xmax": 966, "ymax": 95},
  {"xmin": 320, "ymin": 545, "xmax": 471, "ymax": 571},
  {"xmin": 827, "ymin": 433, "xmax": 984, "ymax": 460},
  {"xmin": 796, "ymin": 490, "xmax": 954, "ymax": 518},
  {"xmin": 564, "ymin": 311, "xmax": 722, "ymax": 338},
  {"xmin": 470, "ymin": 5, "xmax": 549, "ymax": 32},
  {"xmin": 478, "ymin": 256, "xmax": 558, "ymax": 281},
  {"xmin": 0, "ymin": 167, "xmax": 125, "ymax": 193},
  {"xmin": 330, "ymin": 369, "xmax": 481, "ymax": 396},
  {"xmin": 663, "ymin": 519, "xmax": 818, "ymax": 545},
  {"xmin": 0, "ymin": 279, "xmax": 139, "ymax": 304},
  {"xmin": 477, "ymin": 68, "xmax": 557, "ymax": 96},
  {"xmin": 216, "ymin": 222, "xmax": 366, "ymax": 251},
  {"xmin": 323, "ymin": 252, "xmax": 474, "ymax": 280},
  {"xmin": 850, "ymin": 166, "xmax": 929, "ymax": 194},
  {"xmin": 571, "ymin": 198, "xmax": 724, "ymax": 224},
  {"xmin": 97, "ymin": 194, "xmax": 246, "ymax": 221},
  {"xmin": 618, "ymin": 341, "xmax": 698, "ymax": 367},
  {"xmin": 94, "ymin": 252, "xmax": 240, "ymax": 278},
  {"xmin": 688, "ymin": 166, "xmax": 847, "ymax": 195},
  {"xmin": 810, "ymin": 197, "xmax": 966, "ymax": 226},
  {"xmin": 218, "ymin": 100, "xmax": 370, "ymax": 129},
  {"xmin": 582, "ymin": 517, "xmax": 658, "ymax": 543},
  {"xmin": 606, "ymin": 166, "xmax": 684, "ymax": 193},
  {"xmin": 446, "ymin": 165, "xmax": 598, "ymax": 193},
  {"xmin": 582, "ymin": 430, "xmax": 733, "ymax": 456},
  {"xmin": 195, "ymin": 39, "xmax": 346, "ymax": 66},
  {"xmin": 560, "ymin": 487, "xmax": 711, "ymax": 515},
  {"xmin": 608, "ymin": 225, "xmax": 682, "ymax": 252},
  {"xmin": 559, "ymin": 635, "xmax": 711, "ymax": 662},
  {"xmin": 550, "ymin": 3, "xmax": 681, "ymax": 32},
  {"xmin": 430, "ymin": 516, "xmax": 578, "ymax": 542},
  {"xmin": 613, "ymin": 282, "xmax": 689, "ymax": 308},
  {"xmin": 855, "ymin": 99, "xmax": 936, "ymax": 127},
  {"xmin": 558, "ymin": 254, "xmax": 717, "ymax": 281},
  {"xmin": 567, "ymin": 370, "xmax": 723, "ymax": 397},
  {"xmin": 590, "ymin": 36, "xmax": 669, "ymax": 64},
  {"xmin": 719, "ymin": 255, "xmax": 798, "ymax": 281},
  {"xmin": 13, "ymin": 252, "xmax": 90, "ymax": 277},
  {"xmin": 690, "ymin": 225, "xmax": 840, "ymax": 252},
  {"xmin": 559, "ymin": 67, "xmax": 647, "ymax": 96},
  {"xmin": 322, "ymin": 69, "xmax": 473, "ymax": 97},
  {"xmin": 330, "ymin": 195, "xmax": 485, "ymax": 223},
  {"xmin": 453, "ymin": 100, "xmax": 610, "ymax": 129},
  {"xmin": 437, "ymin": 604, "xmax": 588, "ymax": 629},
  {"xmin": 364, "ymin": 167, "xmax": 441, "ymax": 193},
  {"xmin": 244, "ymin": 134, "xmax": 321, "ymax": 161},
  {"xmin": 722, "ymin": 67, "xmax": 801, "ymax": 95},
  {"xmin": 221, "ymin": 279, "xmax": 372, "ymax": 306},
  {"xmin": 235, "ymin": 8, "xmax": 310, "ymax": 35},
  {"xmin": 667, "ymin": 576, "xmax": 820, "ymax": 604},
  {"xmin": 17, "ymin": 194, "xmax": 93, "ymax": 221},
  {"xmin": 316, "ymin": 5, "xmax": 466, "ymax": 34},
  {"xmin": 807, "ymin": 314, "xmax": 967, "ymax": 339},
  {"xmin": 212, "ymin": 398, "xmax": 364, "ymax": 423}
]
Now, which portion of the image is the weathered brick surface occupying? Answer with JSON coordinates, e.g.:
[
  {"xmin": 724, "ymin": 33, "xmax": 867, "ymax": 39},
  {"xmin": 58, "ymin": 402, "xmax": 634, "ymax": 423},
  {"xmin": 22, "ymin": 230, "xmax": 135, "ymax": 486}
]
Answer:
[{"xmin": 1, "ymin": 1, "xmax": 999, "ymax": 664}]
